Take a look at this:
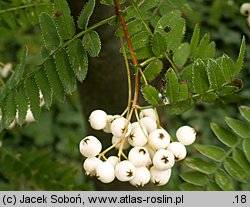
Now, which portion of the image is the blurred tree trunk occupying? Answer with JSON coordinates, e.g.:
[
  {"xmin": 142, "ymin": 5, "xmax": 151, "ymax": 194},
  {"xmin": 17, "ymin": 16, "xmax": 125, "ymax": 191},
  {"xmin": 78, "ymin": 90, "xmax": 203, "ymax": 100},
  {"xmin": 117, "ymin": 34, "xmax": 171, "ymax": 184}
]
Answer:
[{"xmin": 68, "ymin": 0, "xmax": 157, "ymax": 190}]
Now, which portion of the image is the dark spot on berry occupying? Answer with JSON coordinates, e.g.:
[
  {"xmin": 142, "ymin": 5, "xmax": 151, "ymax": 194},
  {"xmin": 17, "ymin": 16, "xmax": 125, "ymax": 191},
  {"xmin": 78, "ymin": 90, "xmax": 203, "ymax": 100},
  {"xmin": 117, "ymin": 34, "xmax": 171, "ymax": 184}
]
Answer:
[
  {"xmin": 153, "ymin": 180, "xmax": 161, "ymax": 186},
  {"xmin": 161, "ymin": 155, "xmax": 169, "ymax": 164},
  {"xmin": 83, "ymin": 138, "xmax": 90, "ymax": 144},
  {"xmin": 139, "ymin": 148, "xmax": 146, "ymax": 154},
  {"xmin": 126, "ymin": 169, "xmax": 133, "ymax": 177},
  {"xmin": 136, "ymin": 183, "xmax": 143, "ymax": 187},
  {"xmin": 174, "ymin": 154, "xmax": 180, "ymax": 161},
  {"xmin": 159, "ymin": 133, "xmax": 164, "ymax": 139}
]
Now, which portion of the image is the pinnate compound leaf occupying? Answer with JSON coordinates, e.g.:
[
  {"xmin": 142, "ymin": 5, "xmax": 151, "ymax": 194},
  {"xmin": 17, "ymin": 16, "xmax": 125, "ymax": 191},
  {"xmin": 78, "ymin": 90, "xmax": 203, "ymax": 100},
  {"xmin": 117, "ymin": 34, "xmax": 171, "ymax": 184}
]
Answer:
[
  {"xmin": 39, "ymin": 12, "xmax": 60, "ymax": 51},
  {"xmin": 67, "ymin": 39, "xmax": 88, "ymax": 82},
  {"xmin": 44, "ymin": 59, "xmax": 65, "ymax": 101},
  {"xmin": 180, "ymin": 171, "xmax": 209, "ymax": 186},
  {"xmin": 141, "ymin": 85, "xmax": 162, "ymax": 106},
  {"xmin": 77, "ymin": 0, "xmax": 95, "ymax": 29},
  {"xmin": 215, "ymin": 169, "xmax": 234, "ymax": 191},
  {"xmin": 194, "ymin": 144, "xmax": 226, "ymax": 162},
  {"xmin": 184, "ymin": 157, "xmax": 217, "ymax": 174},
  {"xmin": 142, "ymin": 59, "xmax": 163, "ymax": 83},
  {"xmin": 233, "ymin": 148, "xmax": 250, "ymax": 173},
  {"xmin": 53, "ymin": 0, "xmax": 75, "ymax": 40},
  {"xmin": 223, "ymin": 158, "xmax": 247, "ymax": 183},
  {"xmin": 152, "ymin": 32, "xmax": 167, "ymax": 56},
  {"xmin": 225, "ymin": 117, "xmax": 250, "ymax": 138},
  {"xmin": 173, "ymin": 43, "xmax": 190, "ymax": 66},
  {"xmin": 165, "ymin": 68, "xmax": 179, "ymax": 103},
  {"xmin": 82, "ymin": 30, "xmax": 101, "ymax": 57},
  {"xmin": 236, "ymin": 36, "xmax": 246, "ymax": 74},
  {"xmin": 242, "ymin": 139, "xmax": 250, "ymax": 163},
  {"xmin": 239, "ymin": 106, "xmax": 250, "ymax": 122},
  {"xmin": 54, "ymin": 50, "xmax": 76, "ymax": 94},
  {"xmin": 16, "ymin": 86, "xmax": 28, "ymax": 126},
  {"xmin": 192, "ymin": 59, "xmax": 209, "ymax": 94},
  {"xmin": 35, "ymin": 69, "xmax": 52, "ymax": 108},
  {"xmin": 25, "ymin": 76, "xmax": 40, "ymax": 120},
  {"xmin": 210, "ymin": 122, "xmax": 238, "ymax": 147}
]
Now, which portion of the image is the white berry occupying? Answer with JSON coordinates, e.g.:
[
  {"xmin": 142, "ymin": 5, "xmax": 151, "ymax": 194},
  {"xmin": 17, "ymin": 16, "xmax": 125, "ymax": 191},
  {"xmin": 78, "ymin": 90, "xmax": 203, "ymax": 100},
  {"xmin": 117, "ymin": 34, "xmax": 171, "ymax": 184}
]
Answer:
[
  {"xmin": 111, "ymin": 117, "xmax": 131, "ymax": 137},
  {"xmin": 176, "ymin": 125, "xmax": 196, "ymax": 146},
  {"xmin": 129, "ymin": 167, "xmax": 150, "ymax": 187},
  {"xmin": 89, "ymin": 110, "xmax": 107, "ymax": 130},
  {"xmin": 139, "ymin": 108, "xmax": 157, "ymax": 121},
  {"xmin": 115, "ymin": 160, "xmax": 136, "ymax": 182},
  {"xmin": 148, "ymin": 129, "xmax": 170, "ymax": 150},
  {"xmin": 79, "ymin": 136, "xmax": 102, "ymax": 157},
  {"xmin": 128, "ymin": 125, "xmax": 148, "ymax": 147},
  {"xmin": 112, "ymin": 136, "xmax": 130, "ymax": 150},
  {"xmin": 150, "ymin": 166, "xmax": 172, "ymax": 186},
  {"xmin": 83, "ymin": 157, "xmax": 102, "ymax": 176},
  {"xmin": 103, "ymin": 115, "xmax": 120, "ymax": 133},
  {"xmin": 152, "ymin": 149, "xmax": 175, "ymax": 170},
  {"xmin": 240, "ymin": 3, "xmax": 250, "ymax": 16},
  {"xmin": 96, "ymin": 162, "xmax": 115, "ymax": 183},
  {"xmin": 128, "ymin": 147, "xmax": 151, "ymax": 167},
  {"xmin": 167, "ymin": 142, "xmax": 187, "ymax": 161},
  {"xmin": 107, "ymin": 156, "xmax": 119, "ymax": 167},
  {"xmin": 140, "ymin": 117, "xmax": 157, "ymax": 134}
]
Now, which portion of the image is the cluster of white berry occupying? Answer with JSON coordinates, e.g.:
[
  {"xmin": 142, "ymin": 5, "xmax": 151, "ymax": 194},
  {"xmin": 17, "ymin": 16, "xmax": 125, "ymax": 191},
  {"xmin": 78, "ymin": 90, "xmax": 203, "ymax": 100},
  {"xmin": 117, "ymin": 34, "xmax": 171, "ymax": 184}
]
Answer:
[
  {"xmin": 79, "ymin": 108, "xmax": 196, "ymax": 187},
  {"xmin": 240, "ymin": 3, "xmax": 250, "ymax": 25}
]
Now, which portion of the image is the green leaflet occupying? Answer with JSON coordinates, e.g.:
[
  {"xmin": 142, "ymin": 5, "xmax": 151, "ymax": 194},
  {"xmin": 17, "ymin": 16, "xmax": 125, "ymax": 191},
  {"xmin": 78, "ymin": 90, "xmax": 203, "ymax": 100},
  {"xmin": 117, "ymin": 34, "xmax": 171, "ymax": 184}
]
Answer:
[
  {"xmin": 82, "ymin": 30, "xmax": 101, "ymax": 57},
  {"xmin": 25, "ymin": 76, "xmax": 40, "ymax": 120},
  {"xmin": 210, "ymin": 122, "xmax": 238, "ymax": 147},
  {"xmin": 1, "ymin": 91, "xmax": 16, "ymax": 128},
  {"xmin": 151, "ymin": 32, "xmax": 167, "ymax": 56},
  {"xmin": 116, "ymin": 19, "xmax": 144, "ymax": 37},
  {"xmin": 141, "ymin": 85, "xmax": 161, "ymax": 106},
  {"xmin": 217, "ymin": 54, "xmax": 235, "ymax": 81},
  {"xmin": 173, "ymin": 43, "xmax": 190, "ymax": 66},
  {"xmin": 233, "ymin": 148, "xmax": 250, "ymax": 173},
  {"xmin": 190, "ymin": 24, "xmax": 200, "ymax": 56},
  {"xmin": 77, "ymin": 0, "xmax": 95, "ymax": 29},
  {"xmin": 165, "ymin": 68, "xmax": 179, "ymax": 103},
  {"xmin": 192, "ymin": 59, "xmax": 209, "ymax": 94},
  {"xmin": 16, "ymin": 85, "xmax": 28, "ymax": 126},
  {"xmin": 155, "ymin": 10, "xmax": 185, "ymax": 52},
  {"xmin": 6, "ymin": 46, "xmax": 28, "ymax": 90},
  {"xmin": 239, "ymin": 106, "xmax": 250, "ymax": 122},
  {"xmin": 215, "ymin": 169, "xmax": 234, "ymax": 191},
  {"xmin": 142, "ymin": 59, "xmax": 163, "ymax": 83},
  {"xmin": 53, "ymin": 0, "xmax": 75, "ymax": 40},
  {"xmin": 180, "ymin": 171, "xmax": 209, "ymax": 186},
  {"xmin": 67, "ymin": 39, "xmax": 88, "ymax": 82},
  {"xmin": 125, "ymin": 31, "xmax": 151, "ymax": 53},
  {"xmin": 236, "ymin": 36, "xmax": 246, "ymax": 74},
  {"xmin": 184, "ymin": 157, "xmax": 217, "ymax": 174},
  {"xmin": 177, "ymin": 82, "xmax": 189, "ymax": 101},
  {"xmin": 194, "ymin": 144, "xmax": 226, "ymax": 162},
  {"xmin": 54, "ymin": 50, "xmax": 76, "ymax": 94},
  {"xmin": 223, "ymin": 158, "xmax": 247, "ymax": 183},
  {"xmin": 167, "ymin": 99, "xmax": 193, "ymax": 115},
  {"xmin": 44, "ymin": 59, "xmax": 65, "ymax": 101},
  {"xmin": 225, "ymin": 117, "xmax": 250, "ymax": 139},
  {"xmin": 100, "ymin": 0, "xmax": 126, "ymax": 5},
  {"xmin": 206, "ymin": 59, "xmax": 225, "ymax": 89},
  {"xmin": 207, "ymin": 182, "xmax": 221, "ymax": 191},
  {"xmin": 39, "ymin": 12, "xmax": 60, "ymax": 51},
  {"xmin": 206, "ymin": 41, "xmax": 216, "ymax": 58},
  {"xmin": 35, "ymin": 68, "xmax": 52, "ymax": 108},
  {"xmin": 242, "ymin": 139, "xmax": 250, "ymax": 162},
  {"xmin": 179, "ymin": 183, "xmax": 204, "ymax": 191},
  {"xmin": 193, "ymin": 33, "xmax": 210, "ymax": 59}
]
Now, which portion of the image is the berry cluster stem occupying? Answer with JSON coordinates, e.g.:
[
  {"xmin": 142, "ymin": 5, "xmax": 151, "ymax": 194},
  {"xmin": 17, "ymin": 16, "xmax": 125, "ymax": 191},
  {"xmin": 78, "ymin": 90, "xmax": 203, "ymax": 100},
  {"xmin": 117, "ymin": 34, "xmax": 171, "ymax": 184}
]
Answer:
[{"xmin": 114, "ymin": 0, "xmax": 139, "ymax": 107}]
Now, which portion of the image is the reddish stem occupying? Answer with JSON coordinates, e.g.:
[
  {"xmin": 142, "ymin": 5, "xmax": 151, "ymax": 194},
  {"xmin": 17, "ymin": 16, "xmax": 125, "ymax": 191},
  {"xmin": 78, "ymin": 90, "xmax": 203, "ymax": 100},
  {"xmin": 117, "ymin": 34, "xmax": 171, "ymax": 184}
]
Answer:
[{"xmin": 114, "ymin": 0, "xmax": 139, "ymax": 107}]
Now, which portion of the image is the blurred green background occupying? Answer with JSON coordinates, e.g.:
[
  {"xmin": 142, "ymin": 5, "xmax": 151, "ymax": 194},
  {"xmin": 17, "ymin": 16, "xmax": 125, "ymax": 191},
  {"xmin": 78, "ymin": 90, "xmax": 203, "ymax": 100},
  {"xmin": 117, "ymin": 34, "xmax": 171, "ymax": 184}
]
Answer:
[{"xmin": 0, "ymin": 0, "xmax": 249, "ymax": 190}]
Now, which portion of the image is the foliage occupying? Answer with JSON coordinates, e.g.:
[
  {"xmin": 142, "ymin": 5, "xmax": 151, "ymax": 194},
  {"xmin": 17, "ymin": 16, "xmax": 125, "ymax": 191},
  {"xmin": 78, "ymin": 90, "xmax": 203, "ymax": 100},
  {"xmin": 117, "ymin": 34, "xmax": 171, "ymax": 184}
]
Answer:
[{"xmin": 0, "ymin": 0, "xmax": 249, "ymax": 190}]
